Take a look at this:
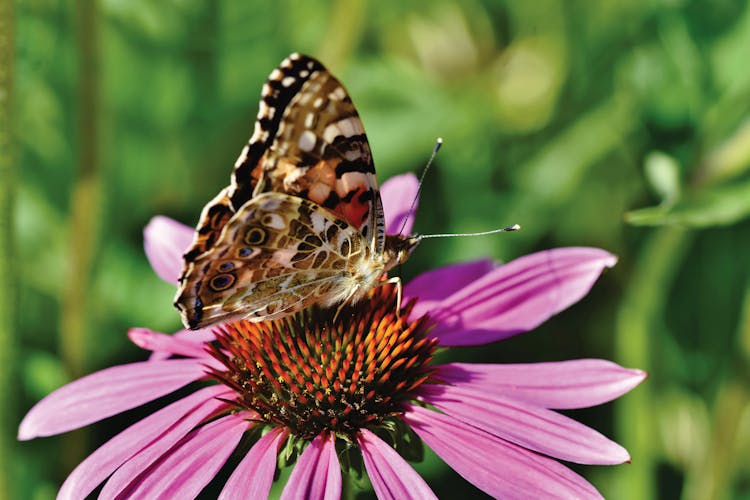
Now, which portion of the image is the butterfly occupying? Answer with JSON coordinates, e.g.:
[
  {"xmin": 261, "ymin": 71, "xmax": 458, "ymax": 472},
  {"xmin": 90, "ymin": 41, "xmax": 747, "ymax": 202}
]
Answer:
[{"xmin": 174, "ymin": 53, "xmax": 420, "ymax": 330}]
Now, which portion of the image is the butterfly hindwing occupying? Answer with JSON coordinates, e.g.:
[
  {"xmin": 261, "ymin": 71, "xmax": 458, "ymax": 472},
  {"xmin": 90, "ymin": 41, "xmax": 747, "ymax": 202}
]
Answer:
[{"xmin": 176, "ymin": 192, "xmax": 367, "ymax": 328}]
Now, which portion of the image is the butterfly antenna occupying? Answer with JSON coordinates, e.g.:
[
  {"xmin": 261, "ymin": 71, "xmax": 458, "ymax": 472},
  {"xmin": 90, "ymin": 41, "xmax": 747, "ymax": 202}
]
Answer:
[
  {"xmin": 398, "ymin": 137, "xmax": 443, "ymax": 236},
  {"xmin": 419, "ymin": 224, "xmax": 521, "ymax": 239}
]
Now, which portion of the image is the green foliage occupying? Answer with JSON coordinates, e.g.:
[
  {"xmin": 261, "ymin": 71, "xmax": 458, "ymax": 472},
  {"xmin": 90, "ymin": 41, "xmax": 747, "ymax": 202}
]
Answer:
[{"xmin": 11, "ymin": 0, "xmax": 750, "ymax": 498}]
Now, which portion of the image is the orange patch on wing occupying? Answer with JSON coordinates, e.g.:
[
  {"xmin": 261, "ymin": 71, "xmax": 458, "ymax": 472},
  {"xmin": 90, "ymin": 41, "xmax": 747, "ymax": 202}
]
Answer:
[
  {"xmin": 335, "ymin": 171, "xmax": 373, "ymax": 229},
  {"xmin": 338, "ymin": 186, "xmax": 369, "ymax": 229}
]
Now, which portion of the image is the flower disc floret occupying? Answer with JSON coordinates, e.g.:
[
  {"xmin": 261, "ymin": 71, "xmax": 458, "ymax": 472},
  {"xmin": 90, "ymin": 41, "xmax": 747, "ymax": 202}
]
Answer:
[{"xmin": 209, "ymin": 285, "xmax": 437, "ymax": 440}]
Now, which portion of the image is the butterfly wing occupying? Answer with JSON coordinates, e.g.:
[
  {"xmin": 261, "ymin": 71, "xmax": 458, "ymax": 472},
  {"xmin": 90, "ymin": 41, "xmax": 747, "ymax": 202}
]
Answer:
[
  {"xmin": 234, "ymin": 55, "xmax": 385, "ymax": 251},
  {"xmin": 181, "ymin": 53, "xmax": 384, "ymax": 265},
  {"xmin": 175, "ymin": 192, "xmax": 368, "ymax": 329},
  {"xmin": 177, "ymin": 54, "xmax": 389, "ymax": 328}
]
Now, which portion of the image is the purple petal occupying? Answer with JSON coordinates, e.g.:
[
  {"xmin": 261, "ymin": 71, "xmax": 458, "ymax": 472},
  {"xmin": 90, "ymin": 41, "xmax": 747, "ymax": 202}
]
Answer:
[
  {"xmin": 110, "ymin": 414, "xmax": 248, "ymax": 498},
  {"xmin": 381, "ymin": 173, "xmax": 419, "ymax": 235},
  {"xmin": 405, "ymin": 259, "xmax": 495, "ymax": 318},
  {"xmin": 358, "ymin": 429, "xmax": 437, "ymax": 500},
  {"xmin": 437, "ymin": 360, "xmax": 646, "ymax": 409},
  {"xmin": 425, "ymin": 247, "xmax": 617, "ymax": 346},
  {"xmin": 102, "ymin": 405, "xmax": 250, "ymax": 498},
  {"xmin": 404, "ymin": 405, "xmax": 602, "ymax": 499},
  {"xmin": 148, "ymin": 327, "xmax": 217, "ymax": 361},
  {"xmin": 18, "ymin": 359, "xmax": 209, "ymax": 439},
  {"xmin": 129, "ymin": 328, "xmax": 214, "ymax": 361},
  {"xmin": 58, "ymin": 386, "xmax": 230, "ymax": 499},
  {"xmin": 420, "ymin": 384, "xmax": 629, "ymax": 464},
  {"xmin": 281, "ymin": 432, "xmax": 341, "ymax": 500},
  {"xmin": 219, "ymin": 427, "xmax": 287, "ymax": 500},
  {"xmin": 144, "ymin": 215, "xmax": 194, "ymax": 284}
]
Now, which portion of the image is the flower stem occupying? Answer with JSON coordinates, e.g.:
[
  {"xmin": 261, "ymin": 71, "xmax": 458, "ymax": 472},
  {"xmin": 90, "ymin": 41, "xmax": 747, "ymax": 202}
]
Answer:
[
  {"xmin": 682, "ymin": 283, "xmax": 750, "ymax": 500},
  {"xmin": 612, "ymin": 226, "xmax": 692, "ymax": 500},
  {"xmin": 341, "ymin": 466, "xmax": 354, "ymax": 500},
  {"xmin": 58, "ymin": 0, "xmax": 102, "ymax": 472}
]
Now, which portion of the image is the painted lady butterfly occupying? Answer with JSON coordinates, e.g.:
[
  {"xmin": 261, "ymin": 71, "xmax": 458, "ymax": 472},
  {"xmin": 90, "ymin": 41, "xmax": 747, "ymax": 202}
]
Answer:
[{"xmin": 174, "ymin": 53, "xmax": 419, "ymax": 329}]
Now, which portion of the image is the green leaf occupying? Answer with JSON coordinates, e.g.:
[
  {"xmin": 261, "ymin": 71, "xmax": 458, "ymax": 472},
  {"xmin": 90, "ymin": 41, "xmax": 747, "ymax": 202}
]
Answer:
[
  {"xmin": 626, "ymin": 177, "xmax": 750, "ymax": 227},
  {"xmin": 644, "ymin": 151, "xmax": 681, "ymax": 204}
]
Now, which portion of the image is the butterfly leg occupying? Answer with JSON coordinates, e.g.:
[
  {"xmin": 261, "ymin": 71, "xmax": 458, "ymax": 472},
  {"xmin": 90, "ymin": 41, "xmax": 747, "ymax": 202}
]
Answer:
[
  {"xmin": 332, "ymin": 301, "xmax": 347, "ymax": 323},
  {"xmin": 332, "ymin": 286, "xmax": 361, "ymax": 323},
  {"xmin": 381, "ymin": 276, "xmax": 403, "ymax": 317}
]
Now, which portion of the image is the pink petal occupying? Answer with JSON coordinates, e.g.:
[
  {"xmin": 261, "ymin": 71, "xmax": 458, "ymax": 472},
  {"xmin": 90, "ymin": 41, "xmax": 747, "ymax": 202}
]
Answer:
[
  {"xmin": 102, "ymin": 406, "xmax": 250, "ymax": 498},
  {"xmin": 129, "ymin": 328, "xmax": 214, "ymax": 361},
  {"xmin": 219, "ymin": 427, "xmax": 287, "ymax": 500},
  {"xmin": 18, "ymin": 359, "xmax": 209, "ymax": 439},
  {"xmin": 420, "ymin": 384, "xmax": 629, "ymax": 464},
  {"xmin": 381, "ymin": 173, "xmax": 419, "ymax": 235},
  {"xmin": 404, "ymin": 405, "xmax": 602, "ymax": 499},
  {"xmin": 426, "ymin": 247, "xmax": 617, "ymax": 346},
  {"xmin": 112, "ymin": 414, "xmax": 249, "ymax": 498},
  {"xmin": 148, "ymin": 327, "xmax": 217, "ymax": 361},
  {"xmin": 58, "ymin": 386, "xmax": 230, "ymax": 500},
  {"xmin": 281, "ymin": 432, "xmax": 341, "ymax": 500},
  {"xmin": 358, "ymin": 429, "xmax": 437, "ymax": 500},
  {"xmin": 405, "ymin": 259, "xmax": 495, "ymax": 318},
  {"xmin": 437, "ymin": 360, "xmax": 646, "ymax": 409},
  {"xmin": 144, "ymin": 215, "xmax": 194, "ymax": 284}
]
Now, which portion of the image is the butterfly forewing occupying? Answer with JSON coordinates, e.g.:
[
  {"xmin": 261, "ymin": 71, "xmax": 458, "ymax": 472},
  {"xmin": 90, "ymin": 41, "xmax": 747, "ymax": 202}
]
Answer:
[
  {"xmin": 236, "ymin": 54, "xmax": 382, "ymax": 245},
  {"xmin": 181, "ymin": 55, "xmax": 323, "ymax": 262}
]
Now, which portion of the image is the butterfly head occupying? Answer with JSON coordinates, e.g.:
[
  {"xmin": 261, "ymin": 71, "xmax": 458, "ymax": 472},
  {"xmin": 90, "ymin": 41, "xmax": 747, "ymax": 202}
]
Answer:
[{"xmin": 382, "ymin": 234, "xmax": 421, "ymax": 272}]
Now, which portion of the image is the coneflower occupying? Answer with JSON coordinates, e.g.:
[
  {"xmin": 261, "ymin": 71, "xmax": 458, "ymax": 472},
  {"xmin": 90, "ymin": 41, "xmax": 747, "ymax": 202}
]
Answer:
[{"xmin": 19, "ymin": 174, "xmax": 645, "ymax": 499}]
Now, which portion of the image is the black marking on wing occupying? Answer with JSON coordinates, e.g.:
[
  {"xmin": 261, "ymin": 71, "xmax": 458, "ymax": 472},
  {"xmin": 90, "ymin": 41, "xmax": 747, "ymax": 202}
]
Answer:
[{"xmin": 231, "ymin": 54, "xmax": 325, "ymax": 209}]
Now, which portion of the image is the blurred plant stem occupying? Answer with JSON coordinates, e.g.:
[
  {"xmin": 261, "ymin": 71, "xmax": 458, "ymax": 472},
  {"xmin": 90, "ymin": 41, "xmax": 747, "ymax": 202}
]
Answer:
[
  {"xmin": 683, "ymin": 380, "xmax": 748, "ymax": 500},
  {"xmin": 0, "ymin": 0, "xmax": 17, "ymax": 497},
  {"xmin": 681, "ymin": 283, "xmax": 750, "ymax": 500},
  {"xmin": 341, "ymin": 468, "xmax": 353, "ymax": 500},
  {"xmin": 59, "ymin": 0, "xmax": 102, "ymax": 473},
  {"xmin": 318, "ymin": 0, "xmax": 365, "ymax": 67},
  {"xmin": 613, "ymin": 226, "xmax": 693, "ymax": 500}
]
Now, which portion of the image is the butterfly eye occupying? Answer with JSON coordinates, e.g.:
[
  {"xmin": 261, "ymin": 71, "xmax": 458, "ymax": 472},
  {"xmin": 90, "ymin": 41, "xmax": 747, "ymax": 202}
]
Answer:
[
  {"xmin": 209, "ymin": 273, "xmax": 236, "ymax": 291},
  {"xmin": 244, "ymin": 227, "xmax": 268, "ymax": 245}
]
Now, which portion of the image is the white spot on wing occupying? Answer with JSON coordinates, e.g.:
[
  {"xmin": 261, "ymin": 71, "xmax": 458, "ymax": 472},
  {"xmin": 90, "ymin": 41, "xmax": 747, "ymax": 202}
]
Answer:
[
  {"xmin": 234, "ymin": 145, "xmax": 250, "ymax": 167},
  {"xmin": 271, "ymin": 249, "xmax": 298, "ymax": 266},
  {"xmin": 323, "ymin": 117, "xmax": 360, "ymax": 143},
  {"xmin": 263, "ymin": 213, "xmax": 285, "ymax": 229},
  {"xmin": 337, "ymin": 172, "xmax": 371, "ymax": 197},
  {"xmin": 298, "ymin": 130, "xmax": 316, "ymax": 152},
  {"xmin": 310, "ymin": 212, "xmax": 327, "ymax": 234},
  {"xmin": 330, "ymin": 87, "xmax": 346, "ymax": 100}
]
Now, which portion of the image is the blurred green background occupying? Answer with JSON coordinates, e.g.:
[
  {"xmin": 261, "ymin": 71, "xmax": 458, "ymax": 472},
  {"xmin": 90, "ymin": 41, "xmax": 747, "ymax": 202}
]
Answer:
[{"xmin": 4, "ymin": 0, "xmax": 750, "ymax": 498}]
